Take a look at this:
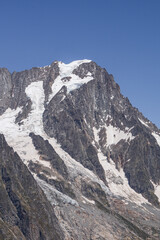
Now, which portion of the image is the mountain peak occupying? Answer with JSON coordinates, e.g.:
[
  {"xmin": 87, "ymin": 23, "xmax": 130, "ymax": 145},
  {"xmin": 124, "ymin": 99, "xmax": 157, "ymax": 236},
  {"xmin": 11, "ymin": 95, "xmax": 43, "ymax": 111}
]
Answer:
[{"xmin": 0, "ymin": 60, "xmax": 160, "ymax": 239}]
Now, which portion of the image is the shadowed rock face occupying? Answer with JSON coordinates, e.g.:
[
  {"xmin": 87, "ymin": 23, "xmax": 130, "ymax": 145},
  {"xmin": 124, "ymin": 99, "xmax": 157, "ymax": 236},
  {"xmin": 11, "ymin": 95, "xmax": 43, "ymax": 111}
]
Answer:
[
  {"xmin": 0, "ymin": 62, "xmax": 59, "ymax": 121},
  {"xmin": 0, "ymin": 68, "xmax": 12, "ymax": 115},
  {"xmin": 0, "ymin": 134, "xmax": 64, "ymax": 240},
  {"xmin": 127, "ymin": 139, "xmax": 159, "ymax": 204},
  {"xmin": 29, "ymin": 132, "xmax": 68, "ymax": 179}
]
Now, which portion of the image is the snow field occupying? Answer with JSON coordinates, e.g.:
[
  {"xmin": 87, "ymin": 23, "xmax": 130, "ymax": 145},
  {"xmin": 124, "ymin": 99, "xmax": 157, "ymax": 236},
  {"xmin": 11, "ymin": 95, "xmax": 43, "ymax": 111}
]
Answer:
[
  {"xmin": 93, "ymin": 125, "xmax": 149, "ymax": 205},
  {"xmin": 48, "ymin": 59, "xmax": 93, "ymax": 102}
]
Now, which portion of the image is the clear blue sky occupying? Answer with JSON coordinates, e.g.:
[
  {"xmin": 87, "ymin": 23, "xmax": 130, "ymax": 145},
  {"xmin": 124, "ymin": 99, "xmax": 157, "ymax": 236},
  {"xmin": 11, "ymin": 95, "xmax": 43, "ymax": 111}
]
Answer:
[{"xmin": 0, "ymin": 0, "xmax": 160, "ymax": 128}]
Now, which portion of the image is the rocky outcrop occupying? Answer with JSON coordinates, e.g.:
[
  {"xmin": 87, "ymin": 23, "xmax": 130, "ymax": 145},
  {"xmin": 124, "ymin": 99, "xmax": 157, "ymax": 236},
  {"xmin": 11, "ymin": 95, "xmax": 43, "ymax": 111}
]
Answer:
[
  {"xmin": 29, "ymin": 133, "xmax": 75, "ymax": 199},
  {"xmin": 124, "ymin": 133, "xmax": 160, "ymax": 207},
  {"xmin": 0, "ymin": 134, "xmax": 64, "ymax": 240},
  {"xmin": 29, "ymin": 133, "xmax": 68, "ymax": 179},
  {"xmin": 43, "ymin": 86, "xmax": 106, "ymax": 182},
  {"xmin": 0, "ymin": 68, "xmax": 12, "ymax": 115}
]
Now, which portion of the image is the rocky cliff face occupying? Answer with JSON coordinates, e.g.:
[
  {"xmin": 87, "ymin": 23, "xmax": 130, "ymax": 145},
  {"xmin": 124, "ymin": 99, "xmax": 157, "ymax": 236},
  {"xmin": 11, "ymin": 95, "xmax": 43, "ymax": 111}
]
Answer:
[
  {"xmin": 0, "ymin": 134, "xmax": 64, "ymax": 240},
  {"xmin": 43, "ymin": 60, "xmax": 160, "ymax": 207},
  {"xmin": 0, "ymin": 59, "xmax": 160, "ymax": 239}
]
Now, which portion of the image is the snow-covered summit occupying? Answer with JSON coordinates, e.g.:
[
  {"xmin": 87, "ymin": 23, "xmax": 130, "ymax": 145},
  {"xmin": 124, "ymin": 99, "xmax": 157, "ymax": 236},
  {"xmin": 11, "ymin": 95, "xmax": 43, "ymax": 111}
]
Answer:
[{"xmin": 48, "ymin": 59, "xmax": 93, "ymax": 102}]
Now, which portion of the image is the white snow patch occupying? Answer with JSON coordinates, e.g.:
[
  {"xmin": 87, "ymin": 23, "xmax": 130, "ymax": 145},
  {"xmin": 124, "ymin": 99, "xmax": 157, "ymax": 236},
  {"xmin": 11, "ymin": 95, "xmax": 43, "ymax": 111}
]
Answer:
[
  {"xmin": 48, "ymin": 60, "xmax": 93, "ymax": 102},
  {"xmin": 152, "ymin": 132, "xmax": 160, "ymax": 147},
  {"xmin": 138, "ymin": 118, "xmax": 149, "ymax": 128},
  {"xmin": 36, "ymin": 177, "xmax": 79, "ymax": 206},
  {"xmin": 38, "ymin": 160, "xmax": 51, "ymax": 169},
  {"xmin": 93, "ymin": 127, "xmax": 100, "ymax": 144},
  {"xmin": 111, "ymin": 95, "xmax": 114, "ymax": 100},
  {"xmin": 106, "ymin": 125, "xmax": 134, "ymax": 146},
  {"xmin": 155, "ymin": 186, "xmax": 160, "ymax": 202},
  {"xmin": 82, "ymin": 196, "xmax": 95, "ymax": 205},
  {"xmin": 93, "ymin": 124, "xmax": 134, "ymax": 148},
  {"xmin": 48, "ymin": 175, "xmax": 57, "ymax": 180},
  {"xmin": 0, "ymin": 81, "xmax": 46, "ymax": 166},
  {"xmin": 126, "ymin": 159, "xmax": 131, "ymax": 163},
  {"xmin": 39, "ymin": 64, "xmax": 51, "ymax": 69},
  {"xmin": 24, "ymin": 81, "xmax": 45, "ymax": 135},
  {"xmin": 98, "ymin": 151, "xmax": 149, "ymax": 206},
  {"xmin": 151, "ymin": 181, "xmax": 160, "ymax": 202},
  {"xmin": 0, "ymin": 107, "xmax": 39, "ymax": 165},
  {"xmin": 86, "ymin": 72, "xmax": 92, "ymax": 76}
]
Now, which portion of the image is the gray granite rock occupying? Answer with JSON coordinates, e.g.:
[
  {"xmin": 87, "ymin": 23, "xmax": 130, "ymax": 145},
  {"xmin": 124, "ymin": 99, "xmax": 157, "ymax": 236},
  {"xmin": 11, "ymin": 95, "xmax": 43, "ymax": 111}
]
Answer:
[{"xmin": 0, "ymin": 134, "xmax": 64, "ymax": 240}]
